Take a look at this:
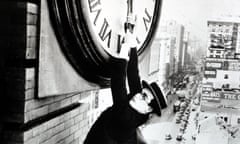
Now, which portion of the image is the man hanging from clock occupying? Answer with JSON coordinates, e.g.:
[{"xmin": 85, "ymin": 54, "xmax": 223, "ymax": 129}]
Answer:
[{"xmin": 84, "ymin": 2, "xmax": 167, "ymax": 144}]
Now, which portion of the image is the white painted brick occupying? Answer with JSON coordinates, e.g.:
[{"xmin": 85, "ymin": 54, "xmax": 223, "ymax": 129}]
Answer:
[
  {"xmin": 27, "ymin": 13, "xmax": 38, "ymax": 25},
  {"xmin": 65, "ymin": 118, "xmax": 74, "ymax": 128},
  {"xmin": 70, "ymin": 125, "xmax": 78, "ymax": 134},
  {"xmin": 23, "ymin": 129, "xmax": 33, "ymax": 142},
  {"xmin": 27, "ymin": 3, "xmax": 38, "ymax": 14},
  {"xmin": 70, "ymin": 109, "xmax": 80, "ymax": 118},
  {"xmin": 27, "ymin": 25, "xmax": 37, "ymax": 37}
]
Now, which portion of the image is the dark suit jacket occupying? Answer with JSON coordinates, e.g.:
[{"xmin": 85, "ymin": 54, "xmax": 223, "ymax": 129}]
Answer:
[{"xmin": 84, "ymin": 48, "xmax": 148, "ymax": 144}]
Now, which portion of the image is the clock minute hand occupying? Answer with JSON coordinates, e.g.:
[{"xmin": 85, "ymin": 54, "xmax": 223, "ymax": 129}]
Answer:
[{"xmin": 127, "ymin": 0, "xmax": 133, "ymax": 15}]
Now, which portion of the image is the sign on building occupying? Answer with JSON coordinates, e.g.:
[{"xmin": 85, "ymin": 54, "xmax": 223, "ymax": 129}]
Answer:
[
  {"xmin": 204, "ymin": 70, "xmax": 217, "ymax": 78},
  {"xmin": 202, "ymin": 91, "xmax": 221, "ymax": 102},
  {"xmin": 205, "ymin": 61, "xmax": 222, "ymax": 69},
  {"xmin": 220, "ymin": 92, "xmax": 240, "ymax": 100},
  {"xmin": 228, "ymin": 61, "xmax": 240, "ymax": 71}
]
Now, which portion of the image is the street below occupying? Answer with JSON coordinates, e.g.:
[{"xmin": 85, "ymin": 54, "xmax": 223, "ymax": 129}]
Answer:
[{"xmin": 141, "ymin": 76, "xmax": 199, "ymax": 144}]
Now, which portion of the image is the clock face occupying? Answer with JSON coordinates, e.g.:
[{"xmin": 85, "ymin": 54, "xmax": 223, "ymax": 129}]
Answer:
[
  {"xmin": 47, "ymin": 0, "xmax": 161, "ymax": 86},
  {"xmin": 81, "ymin": 0, "xmax": 158, "ymax": 57}
]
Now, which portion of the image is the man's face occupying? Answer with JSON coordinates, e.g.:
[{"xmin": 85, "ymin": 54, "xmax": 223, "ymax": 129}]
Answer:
[{"xmin": 129, "ymin": 88, "xmax": 154, "ymax": 114}]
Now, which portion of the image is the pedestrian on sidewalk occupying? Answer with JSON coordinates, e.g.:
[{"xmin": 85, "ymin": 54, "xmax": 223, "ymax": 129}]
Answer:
[{"xmin": 84, "ymin": 19, "xmax": 167, "ymax": 143}]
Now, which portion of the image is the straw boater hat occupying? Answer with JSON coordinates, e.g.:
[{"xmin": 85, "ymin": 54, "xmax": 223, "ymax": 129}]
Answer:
[
  {"xmin": 141, "ymin": 80, "xmax": 162, "ymax": 116},
  {"xmin": 150, "ymin": 82, "xmax": 168, "ymax": 109}
]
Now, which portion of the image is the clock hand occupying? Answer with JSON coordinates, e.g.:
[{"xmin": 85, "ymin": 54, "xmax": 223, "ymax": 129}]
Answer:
[
  {"xmin": 125, "ymin": 0, "xmax": 135, "ymax": 33},
  {"xmin": 118, "ymin": 0, "xmax": 137, "ymax": 59},
  {"xmin": 127, "ymin": 0, "xmax": 133, "ymax": 15}
]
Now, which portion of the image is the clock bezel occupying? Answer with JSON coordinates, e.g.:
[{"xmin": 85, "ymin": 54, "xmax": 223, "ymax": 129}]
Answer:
[{"xmin": 47, "ymin": 0, "xmax": 162, "ymax": 87}]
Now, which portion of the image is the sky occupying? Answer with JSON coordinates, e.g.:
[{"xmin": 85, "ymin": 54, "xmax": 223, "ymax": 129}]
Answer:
[{"xmin": 159, "ymin": 0, "xmax": 240, "ymax": 48}]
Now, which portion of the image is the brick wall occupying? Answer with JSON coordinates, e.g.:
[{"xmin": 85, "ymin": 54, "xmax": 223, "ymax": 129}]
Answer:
[
  {"xmin": 1, "ymin": 1, "xmax": 95, "ymax": 144},
  {"xmin": 22, "ymin": 103, "xmax": 90, "ymax": 144}
]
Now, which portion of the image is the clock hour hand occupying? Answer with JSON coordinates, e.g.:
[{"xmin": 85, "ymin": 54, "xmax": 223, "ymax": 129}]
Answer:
[
  {"xmin": 127, "ymin": 0, "xmax": 133, "ymax": 14},
  {"xmin": 118, "ymin": 0, "xmax": 137, "ymax": 59},
  {"xmin": 125, "ymin": 0, "xmax": 135, "ymax": 33}
]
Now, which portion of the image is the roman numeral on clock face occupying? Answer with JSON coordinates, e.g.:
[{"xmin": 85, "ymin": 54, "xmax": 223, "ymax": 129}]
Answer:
[
  {"xmin": 84, "ymin": 0, "xmax": 158, "ymax": 56},
  {"xmin": 99, "ymin": 18, "xmax": 112, "ymax": 48},
  {"xmin": 143, "ymin": 8, "xmax": 152, "ymax": 31},
  {"xmin": 88, "ymin": 0, "xmax": 101, "ymax": 25},
  {"xmin": 88, "ymin": 0, "xmax": 101, "ymax": 12}
]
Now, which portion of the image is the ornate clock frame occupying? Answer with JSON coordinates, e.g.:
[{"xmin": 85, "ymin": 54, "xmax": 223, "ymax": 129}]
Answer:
[{"xmin": 47, "ymin": 0, "xmax": 162, "ymax": 87}]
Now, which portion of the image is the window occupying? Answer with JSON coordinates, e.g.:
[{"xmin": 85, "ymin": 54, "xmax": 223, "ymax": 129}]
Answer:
[
  {"xmin": 224, "ymin": 74, "xmax": 228, "ymax": 79},
  {"xmin": 222, "ymin": 84, "xmax": 230, "ymax": 89},
  {"xmin": 224, "ymin": 117, "xmax": 228, "ymax": 122},
  {"xmin": 238, "ymin": 118, "xmax": 240, "ymax": 124}
]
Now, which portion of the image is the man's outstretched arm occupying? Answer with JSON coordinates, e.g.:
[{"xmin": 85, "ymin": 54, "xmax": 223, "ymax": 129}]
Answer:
[
  {"xmin": 110, "ymin": 57, "xmax": 128, "ymax": 106},
  {"xmin": 127, "ymin": 48, "xmax": 142, "ymax": 99}
]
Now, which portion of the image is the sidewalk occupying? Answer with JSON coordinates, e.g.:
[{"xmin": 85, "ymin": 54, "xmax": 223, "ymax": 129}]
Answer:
[
  {"xmin": 183, "ymin": 108, "xmax": 198, "ymax": 144},
  {"xmin": 141, "ymin": 93, "xmax": 178, "ymax": 134},
  {"xmin": 156, "ymin": 94, "xmax": 178, "ymax": 123}
]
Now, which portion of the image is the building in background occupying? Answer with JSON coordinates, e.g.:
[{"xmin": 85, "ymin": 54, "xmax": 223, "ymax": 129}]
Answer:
[
  {"xmin": 147, "ymin": 20, "xmax": 190, "ymax": 100},
  {"xmin": 207, "ymin": 20, "xmax": 240, "ymax": 59},
  {"xmin": 199, "ymin": 18, "xmax": 240, "ymax": 143},
  {"xmin": 175, "ymin": 24, "xmax": 185, "ymax": 72},
  {"xmin": 159, "ymin": 21, "xmax": 185, "ymax": 73},
  {"xmin": 148, "ymin": 36, "xmax": 169, "ymax": 96},
  {"xmin": 182, "ymin": 31, "xmax": 190, "ymax": 70},
  {"xmin": 204, "ymin": 18, "xmax": 240, "ymax": 91}
]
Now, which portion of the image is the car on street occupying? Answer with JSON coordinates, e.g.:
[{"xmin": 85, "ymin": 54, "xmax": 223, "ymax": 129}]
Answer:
[
  {"xmin": 182, "ymin": 116, "xmax": 189, "ymax": 121},
  {"xmin": 180, "ymin": 103, "xmax": 187, "ymax": 109},
  {"xmin": 179, "ymin": 127, "xmax": 186, "ymax": 133},
  {"xmin": 179, "ymin": 109, "xmax": 185, "ymax": 113},
  {"xmin": 176, "ymin": 118, "xmax": 181, "ymax": 124},
  {"xmin": 186, "ymin": 107, "xmax": 190, "ymax": 112},
  {"xmin": 176, "ymin": 112, "xmax": 183, "ymax": 119},
  {"xmin": 192, "ymin": 107, "xmax": 196, "ymax": 111},
  {"xmin": 165, "ymin": 134, "xmax": 172, "ymax": 140},
  {"xmin": 173, "ymin": 100, "xmax": 181, "ymax": 113},
  {"xmin": 192, "ymin": 134, "xmax": 196, "ymax": 140},
  {"xmin": 193, "ymin": 98, "xmax": 200, "ymax": 105},
  {"xmin": 178, "ymin": 95, "xmax": 185, "ymax": 101},
  {"xmin": 182, "ymin": 119, "xmax": 188, "ymax": 124},
  {"xmin": 181, "ymin": 122, "xmax": 188, "ymax": 128},
  {"xmin": 179, "ymin": 107, "xmax": 185, "ymax": 113},
  {"xmin": 184, "ymin": 110, "xmax": 190, "ymax": 115},
  {"xmin": 191, "ymin": 105, "xmax": 197, "ymax": 111},
  {"xmin": 176, "ymin": 133, "xmax": 183, "ymax": 141}
]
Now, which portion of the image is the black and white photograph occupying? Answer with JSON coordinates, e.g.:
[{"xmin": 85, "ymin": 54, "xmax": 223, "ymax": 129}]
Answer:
[{"xmin": 1, "ymin": 0, "xmax": 240, "ymax": 144}]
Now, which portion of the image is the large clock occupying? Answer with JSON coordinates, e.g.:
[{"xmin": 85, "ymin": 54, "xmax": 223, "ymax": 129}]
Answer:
[{"xmin": 47, "ymin": 0, "xmax": 162, "ymax": 87}]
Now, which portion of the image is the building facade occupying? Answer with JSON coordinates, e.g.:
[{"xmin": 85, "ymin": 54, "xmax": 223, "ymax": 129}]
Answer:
[
  {"xmin": 207, "ymin": 20, "xmax": 240, "ymax": 59},
  {"xmin": 160, "ymin": 20, "xmax": 185, "ymax": 73},
  {"xmin": 200, "ymin": 19, "xmax": 240, "ymax": 141}
]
